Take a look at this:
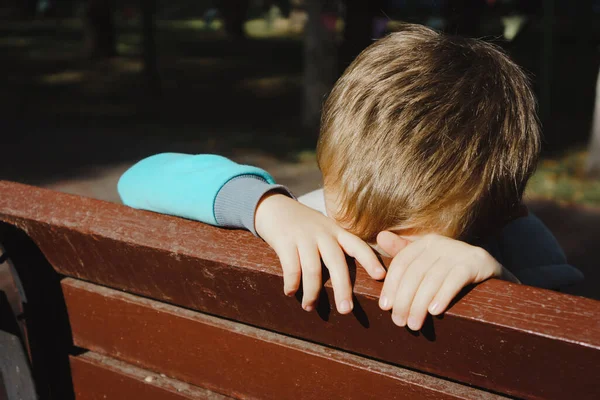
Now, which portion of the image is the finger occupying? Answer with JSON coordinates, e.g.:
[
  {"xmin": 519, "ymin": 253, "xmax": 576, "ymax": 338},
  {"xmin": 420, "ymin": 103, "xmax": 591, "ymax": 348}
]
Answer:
[
  {"xmin": 319, "ymin": 236, "xmax": 354, "ymax": 314},
  {"xmin": 391, "ymin": 253, "xmax": 440, "ymax": 328},
  {"xmin": 406, "ymin": 264, "xmax": 451, "ymax": 331},
  {"xmin": 379, "ymin": 240, "xmax": 426, "ymax": 311},
  {"xmin": 275, "ymin": 244, "xmax": 301, "ymax": 296},
  {"xmin": 428, "ymin": 265, "xmax": 474, "ymax": 316},
  {"xmin": 338, "ymin": 231, "xmax": 386, "ymax": 280},
  {"xmin": 298, "ymin": 242, "xmax": 323, "ymax": 312},
  {"xmin": 377, "ymin": 231, "xmax": 411, "ymax": 257}
]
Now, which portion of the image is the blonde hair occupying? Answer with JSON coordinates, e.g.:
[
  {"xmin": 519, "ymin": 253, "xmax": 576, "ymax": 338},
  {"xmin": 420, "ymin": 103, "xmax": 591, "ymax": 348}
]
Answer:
[{"xmin": 317, "ymin": 24, "xmax": 540, "ymax": 243}]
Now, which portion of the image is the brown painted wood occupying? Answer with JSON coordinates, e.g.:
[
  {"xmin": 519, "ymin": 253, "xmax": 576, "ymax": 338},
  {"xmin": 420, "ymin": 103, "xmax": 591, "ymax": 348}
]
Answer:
[
  {"xmin": 1, "ymin": 223, "xmax": 75, "ymax": 400},
  {"xmin": 1, "ymin": 181, "xmax": 599, "ymax": 399},
  {"xmin": 64, "ymin": 279, "xmax": 503, "ymax": 400},
  {"xmin": 70, "ymin": 352, "xmax": 231, "ymax": 400}
]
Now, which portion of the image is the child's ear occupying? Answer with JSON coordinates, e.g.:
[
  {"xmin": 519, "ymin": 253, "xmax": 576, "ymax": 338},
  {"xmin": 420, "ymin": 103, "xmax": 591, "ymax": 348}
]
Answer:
[{"xmin": 376, "ymin": 231, "xmax": 411, "ymax": 258}]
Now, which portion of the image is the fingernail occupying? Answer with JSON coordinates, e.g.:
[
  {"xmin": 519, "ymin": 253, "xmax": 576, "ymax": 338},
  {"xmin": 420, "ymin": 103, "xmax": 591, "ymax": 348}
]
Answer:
[
  {"xmin": 429, "ymin": 302, "xmax": 439, "ymax": 314},
  {"xmin": 379, "ymin": 295, "xmax": 389, "ymax": 309},
  {"xmin": 303, "ymin": 304, "xmax": 314, "ymax": 312},
  {"xmin": 339, "ymin": 300, "xmax": 352, "ymax": 313},
  {"xmin": 407, "ymin": 316, "xmax": 418, "ymax": 330},
  {"xmin": 392, "ymin": 313, "xmax": 405, "ymax": 327}
]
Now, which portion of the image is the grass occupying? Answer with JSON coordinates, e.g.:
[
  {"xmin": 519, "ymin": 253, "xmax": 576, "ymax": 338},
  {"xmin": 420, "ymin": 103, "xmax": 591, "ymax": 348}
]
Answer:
[{"xmin": 527, "ymin": 148, "xmax": 600, "ymax": 206}]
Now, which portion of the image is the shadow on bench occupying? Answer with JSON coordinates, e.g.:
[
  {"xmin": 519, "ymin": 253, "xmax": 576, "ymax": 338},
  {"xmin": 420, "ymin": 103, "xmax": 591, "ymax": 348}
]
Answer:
[{"xmin": 0, "ymin": 180, "xmax": 598, "ymax": 400}]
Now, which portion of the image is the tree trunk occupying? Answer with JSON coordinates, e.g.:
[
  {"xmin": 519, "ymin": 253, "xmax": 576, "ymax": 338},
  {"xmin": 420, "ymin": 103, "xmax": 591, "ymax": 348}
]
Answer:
[
  {"xmin": 303, "ymin": 0, "xmax": 337, "ymax": 134},
  {"xmin": 221, "ymin": 0, "xmax": 249, "ymax": 39},
  {"xmin": 587, "ymin": 67, "xmax": 600, "ymax": 177},
  {"xmin": 539, "ymin": 0, "xmax": 554, "ymax": 126},
  {"xmin": 141, "ymin": 0, "xmax": 161, "ymax": 93},
  {"xmin": 339, "ymin": 0, "xmax": 377, "ymax": 72},
  {"xmin": 84, "ymin": 0, "xmax": 116, "ymax": 59}
]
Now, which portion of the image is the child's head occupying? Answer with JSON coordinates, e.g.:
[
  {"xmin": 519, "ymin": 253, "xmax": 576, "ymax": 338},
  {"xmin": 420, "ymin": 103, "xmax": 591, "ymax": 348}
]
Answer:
[{"xmin": 317, "ymin": 24, "xmax": 540, "ymax": 243}]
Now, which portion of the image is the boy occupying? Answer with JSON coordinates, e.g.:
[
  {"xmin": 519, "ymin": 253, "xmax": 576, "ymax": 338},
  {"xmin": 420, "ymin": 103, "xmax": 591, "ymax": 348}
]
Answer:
[{"xmin": 119, "ymin": 24, "xmax": 583, "ymax": 332}]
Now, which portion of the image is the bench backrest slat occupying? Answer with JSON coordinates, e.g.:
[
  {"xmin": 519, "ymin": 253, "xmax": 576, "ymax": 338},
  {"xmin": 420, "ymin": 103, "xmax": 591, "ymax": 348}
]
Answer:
[
  {"xmin": 1, "ymin": 181, "xmax": 599, "ymax": 399},
  {"xmin": 70, "ymin": 351, "xmax": 232, "ymax": 400},
  {"xmin": 64, "ymin": 278, "xmax": 501, "ymax": 400}
]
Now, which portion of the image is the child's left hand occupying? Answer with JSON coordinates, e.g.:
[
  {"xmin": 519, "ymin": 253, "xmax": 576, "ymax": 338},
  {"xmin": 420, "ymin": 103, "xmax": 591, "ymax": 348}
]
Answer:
[{"xmin": 376, "ymin": 231, "xmax": 520, "ymax": 331}]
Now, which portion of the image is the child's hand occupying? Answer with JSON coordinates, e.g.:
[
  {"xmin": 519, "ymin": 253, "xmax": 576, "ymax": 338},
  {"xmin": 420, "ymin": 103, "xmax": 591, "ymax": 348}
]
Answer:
[
  {"xmin": 255, "ymin": 193, "xmax": 386, "ymax": 314},
  {"xmin": 376, "ymin": 231, "xmax": 519, "ymax": 331}
]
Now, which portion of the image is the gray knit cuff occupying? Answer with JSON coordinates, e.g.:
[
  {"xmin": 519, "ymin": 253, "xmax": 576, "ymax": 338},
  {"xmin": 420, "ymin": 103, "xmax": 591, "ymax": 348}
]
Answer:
[{"xmin": 214, "ymin": 175, "xmax": 293, "ymax": 236}]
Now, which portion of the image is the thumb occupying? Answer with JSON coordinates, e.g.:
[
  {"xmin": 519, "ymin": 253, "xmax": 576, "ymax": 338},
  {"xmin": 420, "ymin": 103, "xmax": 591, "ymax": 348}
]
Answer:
[{"xmin": 376, "ymin": 231, "xmax": 411, "ymax": 257}]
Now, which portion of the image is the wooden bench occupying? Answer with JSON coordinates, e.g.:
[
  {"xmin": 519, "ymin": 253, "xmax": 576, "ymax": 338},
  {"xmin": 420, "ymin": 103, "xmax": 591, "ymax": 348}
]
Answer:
[{"xmin": 0, "ymin": 180, "xmax": 598, "ymax": 400}]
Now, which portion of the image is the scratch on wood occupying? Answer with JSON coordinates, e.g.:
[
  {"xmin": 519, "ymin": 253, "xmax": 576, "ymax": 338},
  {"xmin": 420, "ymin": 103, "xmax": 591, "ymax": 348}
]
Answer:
[{"xmin": 470, "ymin": 371, "xmax": 488, "ymax": 378}]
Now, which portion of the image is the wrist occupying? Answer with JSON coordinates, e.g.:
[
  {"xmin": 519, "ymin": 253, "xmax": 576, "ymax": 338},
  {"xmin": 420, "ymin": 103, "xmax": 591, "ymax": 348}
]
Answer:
[
  {"xmin": 498, "ymin": 264, "xmax": 521, "ymax": 284},
  {"xmin": 255, "ymin": 192, "xmax": 289, "ymax": 239},
  {"xmin": 475, "ymin": 246, "xmax": 520, "ymax": 284}
]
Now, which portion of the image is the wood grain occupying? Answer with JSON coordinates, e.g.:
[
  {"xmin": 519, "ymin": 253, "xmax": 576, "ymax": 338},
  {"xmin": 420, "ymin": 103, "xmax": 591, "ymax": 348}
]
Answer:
[
  {"xmin": 70, "ymin": 352, "xmax": 231, "ymax": 400},
  {"xmin": 64, "ymin": 279, "xmax": 503, "ymax": 400},
  {"xmin": 1, "ymin": 181, "xmax": 599, "ymax": 399}
]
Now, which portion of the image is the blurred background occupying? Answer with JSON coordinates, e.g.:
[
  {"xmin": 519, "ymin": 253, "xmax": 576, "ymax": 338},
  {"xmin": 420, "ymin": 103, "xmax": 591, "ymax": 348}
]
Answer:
[{"xmin": 0, "ymin": 0, "xmax": 599, "ymax": 299}]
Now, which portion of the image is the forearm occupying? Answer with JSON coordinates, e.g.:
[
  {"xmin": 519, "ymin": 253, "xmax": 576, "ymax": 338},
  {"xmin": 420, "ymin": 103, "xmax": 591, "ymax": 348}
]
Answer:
[
  {"xmin": 215, "ymin": 176, "xmax": 292, "ymax": 235},
  {"xmin": 118, "ymin": 153, "xmax": 292, "ymax": 234}
]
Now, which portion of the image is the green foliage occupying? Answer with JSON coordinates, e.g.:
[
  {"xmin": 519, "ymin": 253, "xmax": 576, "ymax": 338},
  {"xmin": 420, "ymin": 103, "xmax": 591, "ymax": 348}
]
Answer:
[{"xmin": 527, "ymin": 149, "xmax": 600, "ymax": 206}]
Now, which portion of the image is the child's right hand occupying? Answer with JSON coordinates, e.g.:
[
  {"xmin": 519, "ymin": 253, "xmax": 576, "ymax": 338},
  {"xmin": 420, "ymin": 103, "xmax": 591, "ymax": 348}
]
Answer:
[{"xmin": 255, "ymin": 193, "xmax": 387, "ymax": 314}]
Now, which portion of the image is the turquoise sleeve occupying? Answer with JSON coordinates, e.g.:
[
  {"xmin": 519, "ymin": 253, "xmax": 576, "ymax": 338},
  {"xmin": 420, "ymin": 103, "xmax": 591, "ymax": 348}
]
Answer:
[{"xmin": 117, "ymin": 153, "xmax": 276, "ymax": 225}]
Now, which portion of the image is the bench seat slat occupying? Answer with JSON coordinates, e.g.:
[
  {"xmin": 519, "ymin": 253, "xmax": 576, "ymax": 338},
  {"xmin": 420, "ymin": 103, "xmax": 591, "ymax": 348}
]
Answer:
[
  {"xmin": 64, "ymin": 278, "xmax": 504, "ymax": 400},
  {"xmin": 70, "ymin": 351, "xmax": 231, "ymax": 400},
  {"xmin": 1, "ymin": 181, "xmax": 599, "ymax": 399}
]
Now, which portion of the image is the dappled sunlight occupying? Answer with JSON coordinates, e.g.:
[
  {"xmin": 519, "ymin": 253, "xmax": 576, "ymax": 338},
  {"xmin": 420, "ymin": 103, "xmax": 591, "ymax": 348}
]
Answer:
[
  {"xmin": 36, "ymin": 58, "xmax": 142, "ymax": 88},
  {"xmin": 527, "ymin": 149, "xmax": 600, "ymax": 206},
  {"xmin": 0, "ymin": 37, "xmax": 33, "ymax": 48},
  {"xmin": 159, "ymin": 19, "xmax": 223, "ymax": 31},
  {"xmin": 245, "ymin": 18, "xmax": 297, "ymax": 38},
  {"xmin": 245, "ymin": 15, "xmax": 342, "ymax": 38},
  {"xmin": 160, "ymin": 17, "xmax": 297, "ymax": 38},
  {"xmin": 2, "ymin": 7, "xmax": 596, "ymax": 211},
  {"xmin": 159, "ymin": 16, "xmax": 306, "ymax": 39},
  {"xmin": 39, "ymin": 70, "xmax": 85, "ymax": 85},
  {"xmin": 117, "ymin": 33, "xmax": 142, "ymax": 56},
  {"xmin": 502, "ymin": 15, "xmax": 528, "ymax": 41},
  {"xmin": 116, "ymin": 42, "xmax": 137, "ymax": 56},
  {"xmin": 237, "ymin": 74, "xmax": 301, "ymax": 97},
  {"xmin": 109, "ymin": 58, "xmax": 143, "ymax": 74},
  {"xmin": 76, "ymin": 60, "xmax": 145, "ymax": 94}
]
